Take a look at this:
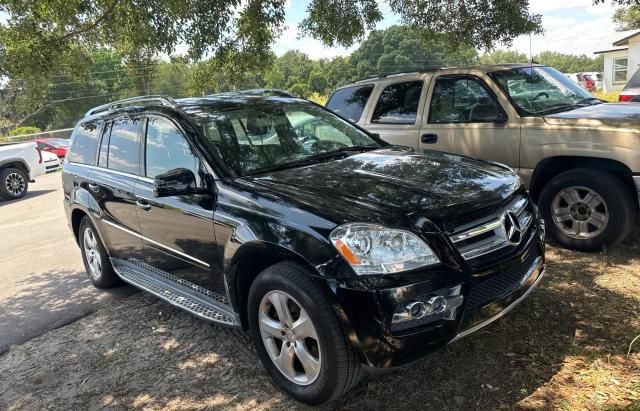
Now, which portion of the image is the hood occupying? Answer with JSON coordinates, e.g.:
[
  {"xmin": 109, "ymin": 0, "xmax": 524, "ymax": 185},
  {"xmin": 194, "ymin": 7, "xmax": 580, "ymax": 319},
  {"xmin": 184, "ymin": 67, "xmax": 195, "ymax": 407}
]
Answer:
[
  {"xmin": 543, "ymin": 103, "xmax": 640, "ymax": 131},
  {"xmin": 248, "ymin": 148, "xmax": 520, "ymax": 226}
]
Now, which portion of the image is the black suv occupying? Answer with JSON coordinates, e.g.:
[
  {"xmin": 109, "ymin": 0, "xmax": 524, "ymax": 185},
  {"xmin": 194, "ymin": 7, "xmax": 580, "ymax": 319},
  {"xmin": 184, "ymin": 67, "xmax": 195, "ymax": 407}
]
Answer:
[{"xmin": 63, "ymin": 92, "xmax": 546, "ymax": 405}]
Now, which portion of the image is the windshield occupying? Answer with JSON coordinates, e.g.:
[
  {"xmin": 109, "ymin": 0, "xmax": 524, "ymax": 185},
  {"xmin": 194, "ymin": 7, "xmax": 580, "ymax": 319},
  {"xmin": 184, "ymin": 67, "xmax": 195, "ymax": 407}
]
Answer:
[
  {"xmin": 186, "ymin": 101, "xmax": 381, "ymax": 176},
  {"xmin": 489, "ymin": 66, "xmax": 597, "ymax": 115}
]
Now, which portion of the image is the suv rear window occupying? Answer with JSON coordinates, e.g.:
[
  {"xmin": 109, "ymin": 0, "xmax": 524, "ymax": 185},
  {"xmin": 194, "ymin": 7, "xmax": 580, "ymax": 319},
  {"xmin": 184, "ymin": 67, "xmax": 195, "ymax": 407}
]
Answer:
[
  {"xmin": 372, "ymin": 81, "xmax": 423, "ymax": 124},
  {"xmin": 67, "ymin": 122, "xmax": 102, "ymax": 165},
  {"xmin": 326, "ymin": 85, "xmax": 374, "ymax": 122},
  {"xmin": 107, "ymin": 118, "xmax": 141, "ymax": 175}
]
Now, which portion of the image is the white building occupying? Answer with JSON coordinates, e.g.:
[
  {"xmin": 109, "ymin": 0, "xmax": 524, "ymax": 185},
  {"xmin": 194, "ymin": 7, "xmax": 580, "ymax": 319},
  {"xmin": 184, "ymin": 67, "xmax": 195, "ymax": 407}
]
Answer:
[{"xmin": 594, "ymin": 29, "xmax": 640, "ymax": 92}]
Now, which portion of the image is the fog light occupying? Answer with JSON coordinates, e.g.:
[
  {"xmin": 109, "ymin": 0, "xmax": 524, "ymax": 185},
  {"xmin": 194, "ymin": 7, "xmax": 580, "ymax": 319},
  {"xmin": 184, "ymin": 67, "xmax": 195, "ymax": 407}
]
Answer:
[
  {"xmin": 427, "ymin": 295, "xmax": 447, "ymax": 314},
  {"xmin": 406, "ymin": 301, "xmax": 427, "ymax": 319},
  {"xmin": 391, "ymin": 285, "xmax": 464, "ymax": 332}
]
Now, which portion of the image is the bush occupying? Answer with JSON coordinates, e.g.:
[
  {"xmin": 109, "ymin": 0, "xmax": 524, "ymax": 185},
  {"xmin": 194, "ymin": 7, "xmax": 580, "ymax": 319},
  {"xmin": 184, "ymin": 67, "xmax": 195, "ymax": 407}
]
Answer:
[
  {"xmin": 9, "ymin": 126, "xmax": 41, "ymax": 136},
  {"xmin": 307, "ymin": 92, "xmax": 328, "ymax": 106},
  {"xmin": 592, "ymin": 91, "xmax": 620, "ymax": 102}
]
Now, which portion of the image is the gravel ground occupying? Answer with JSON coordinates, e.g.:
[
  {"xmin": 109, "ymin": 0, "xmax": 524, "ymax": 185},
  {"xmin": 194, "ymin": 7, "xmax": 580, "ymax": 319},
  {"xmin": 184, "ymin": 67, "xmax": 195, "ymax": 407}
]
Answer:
[{"xmin": 1, "ymin": 234, "xmax": 639, "ymax": 410}]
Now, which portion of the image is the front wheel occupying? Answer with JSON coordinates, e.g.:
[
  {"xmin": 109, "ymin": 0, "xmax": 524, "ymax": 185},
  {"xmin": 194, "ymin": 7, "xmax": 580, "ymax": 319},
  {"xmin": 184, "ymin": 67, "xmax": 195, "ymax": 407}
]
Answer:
[
  {"xmin": 248, "ymin": 262, "xmax": 363, "ymax": 405},
  {"xmin": 539, "ymin": 168, "xmax": 636, "ymax": 251}
]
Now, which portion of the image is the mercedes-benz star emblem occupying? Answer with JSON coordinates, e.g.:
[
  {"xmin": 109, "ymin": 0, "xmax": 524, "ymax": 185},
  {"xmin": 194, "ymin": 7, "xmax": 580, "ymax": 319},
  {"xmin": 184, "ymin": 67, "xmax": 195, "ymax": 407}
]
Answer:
[{"xmin": 503, "ymin": 211, "xmax": 522, "ymax": 245}]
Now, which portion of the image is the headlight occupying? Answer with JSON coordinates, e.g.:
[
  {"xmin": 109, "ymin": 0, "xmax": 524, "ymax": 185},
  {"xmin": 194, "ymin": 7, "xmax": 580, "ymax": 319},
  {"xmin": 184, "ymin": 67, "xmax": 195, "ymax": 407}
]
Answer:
[{"xmin": 329, "ymin": 223, "xmax": 440, "ymax": 275}]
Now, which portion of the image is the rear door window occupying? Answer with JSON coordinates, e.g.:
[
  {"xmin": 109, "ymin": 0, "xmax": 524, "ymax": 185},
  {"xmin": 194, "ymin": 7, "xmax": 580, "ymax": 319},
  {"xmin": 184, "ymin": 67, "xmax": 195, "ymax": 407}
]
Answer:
[
  {"xmin": 107, "ymin": 118, "xmax": 141, "ymax": 175},
  {"xmin": 326, "ymin": 85, "xmax": 374, "ymax": 122},
  {"xmin": 371, "ymin": 81, "xmax": 423, "ymax": 124},
  {"xmin": 67, "ymin": 122, "xmax": 102, "ymax": 165}
]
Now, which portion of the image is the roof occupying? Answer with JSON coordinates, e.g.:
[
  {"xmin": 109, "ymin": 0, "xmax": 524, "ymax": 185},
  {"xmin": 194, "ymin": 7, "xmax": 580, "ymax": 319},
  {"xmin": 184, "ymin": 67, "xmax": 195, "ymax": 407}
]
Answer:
[
  {"xmin": 343, "ymin": 63, "xmax": 543, "ymax": 87},
  {"xmin": 593, "ymin": 29, "xmax": 640, "ymax": 54}
]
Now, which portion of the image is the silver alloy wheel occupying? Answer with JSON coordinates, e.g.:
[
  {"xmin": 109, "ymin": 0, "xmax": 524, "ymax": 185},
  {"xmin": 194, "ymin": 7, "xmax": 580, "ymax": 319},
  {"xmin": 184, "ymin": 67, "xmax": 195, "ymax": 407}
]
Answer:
[
  {"xmin": 258, "ymin": 290, "xmax": 321, "ymax": 386},
  {"xmin": 551, "ymin": 186, "xmax": 609, "ymax": 240},
  {"xmin": 5, "ymin": 172, "xmax": 26, "ymax": 196},
  {"xmin": 83, "ymin": 227, "xmax": 102, "ymax": 280}
]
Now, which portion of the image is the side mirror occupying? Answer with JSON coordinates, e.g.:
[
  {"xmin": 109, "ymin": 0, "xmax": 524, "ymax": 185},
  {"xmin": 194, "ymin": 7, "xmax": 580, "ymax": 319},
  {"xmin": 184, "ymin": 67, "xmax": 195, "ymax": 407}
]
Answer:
[{"xmin": 153, "ymin": 168, "xmax": 203, "ymax": 197}]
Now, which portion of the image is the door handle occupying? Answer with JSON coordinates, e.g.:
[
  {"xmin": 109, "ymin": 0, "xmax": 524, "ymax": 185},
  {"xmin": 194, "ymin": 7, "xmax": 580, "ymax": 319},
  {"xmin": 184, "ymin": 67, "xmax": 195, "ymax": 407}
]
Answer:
[
  {"xmin": 87, "ymin": 182, "xmax": 100, "ymax": 192},
  {"xmin": 421, "ymin": 133, "xmax": 438, "ymax": 144},
  {"xmin": 136, "ymin": 198, "xmax": 152, "ymax": 211}
]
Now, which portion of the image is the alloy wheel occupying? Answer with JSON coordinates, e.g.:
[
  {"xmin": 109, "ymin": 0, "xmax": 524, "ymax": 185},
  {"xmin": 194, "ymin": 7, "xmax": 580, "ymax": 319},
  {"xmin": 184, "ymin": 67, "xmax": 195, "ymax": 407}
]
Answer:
[
  {"xmin": 83, "ymin": 227, "xmax": 102, "ymax": 280},
  {"xmin": 551, "ymin": 186, "xmax": 609, "ymax": 240},
  {"xmin": 258, "ymin": 290, "xmax": 321, "ymax": 385},
  {"xmin": 5, "ymin": 172, "xmax": 25, "ymax": 196}
]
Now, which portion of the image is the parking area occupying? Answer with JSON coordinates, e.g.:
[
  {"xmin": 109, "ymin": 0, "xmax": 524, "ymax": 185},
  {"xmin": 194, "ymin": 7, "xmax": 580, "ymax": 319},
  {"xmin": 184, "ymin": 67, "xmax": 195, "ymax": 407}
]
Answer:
[
  {"xmin": 0, "ymin": 172, "xmax": 136, "ymax": 353},
  {"xmin": 0, "ymin": 173, "xmax": 639, "ymax": 410}
]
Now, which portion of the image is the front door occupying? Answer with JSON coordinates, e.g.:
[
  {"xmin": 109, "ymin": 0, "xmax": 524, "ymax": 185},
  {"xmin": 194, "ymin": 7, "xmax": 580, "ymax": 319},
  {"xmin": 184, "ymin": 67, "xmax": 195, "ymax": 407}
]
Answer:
[
  {"xmin": 133, "ymin": 115, "xmax": 225, "ymax": 296},
  {"xmin": 420, "ymin": 74, "xmax": 521, "ymax": 168},
  {"xmin": 362, "ymin": 79, "xmax": 427, "ymax": 149}
]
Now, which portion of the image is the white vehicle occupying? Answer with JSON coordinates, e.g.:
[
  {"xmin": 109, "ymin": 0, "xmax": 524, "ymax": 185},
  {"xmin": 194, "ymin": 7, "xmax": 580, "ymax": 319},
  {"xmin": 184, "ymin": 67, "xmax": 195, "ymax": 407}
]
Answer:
[
  {"xmin": 42, "ymin": 150, "xmax": 61, "ymax": 173},
  {"xmin": 0, "ymin": 141, "xmax": 46, "ymax": 199}
]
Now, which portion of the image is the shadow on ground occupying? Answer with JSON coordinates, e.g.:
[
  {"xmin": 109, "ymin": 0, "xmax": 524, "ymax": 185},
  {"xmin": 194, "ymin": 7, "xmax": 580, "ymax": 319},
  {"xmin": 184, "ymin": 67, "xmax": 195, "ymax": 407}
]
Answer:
[
  {"xmin": 0, "ymin": 230, "xmax": 638, "ymax": 410},
  {"xmin": 0, "ymin": 189, "xmax": 57, "ymax": 205},
  {"xmin": 0, "ymin": 270, "xmax": 136, "ymax": 354}
]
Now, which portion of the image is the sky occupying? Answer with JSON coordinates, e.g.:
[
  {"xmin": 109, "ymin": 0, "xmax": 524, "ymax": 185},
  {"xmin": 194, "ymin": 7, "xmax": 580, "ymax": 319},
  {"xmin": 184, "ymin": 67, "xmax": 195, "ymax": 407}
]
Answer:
[{"xmin": 275, "ymin": 0, "xmax": 620, "ymax": 59}]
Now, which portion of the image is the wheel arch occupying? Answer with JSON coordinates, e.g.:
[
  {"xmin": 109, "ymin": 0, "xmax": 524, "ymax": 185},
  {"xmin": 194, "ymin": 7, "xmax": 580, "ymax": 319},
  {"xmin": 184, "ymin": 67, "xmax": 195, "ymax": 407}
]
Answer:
[
  {"xmin": 228, "ymin": 241, "xmax": 320, "ymax": 330},
  {"xmin": 0, "ymin": 160, "xmax": 30, "ymax": 177},
  {"xmin": 71, "ymin": 208, "xmax": 89, "ymax": 244},
  {"xmin": 529, "ymin": 156, "xmax": 636, "ymax": 205}
]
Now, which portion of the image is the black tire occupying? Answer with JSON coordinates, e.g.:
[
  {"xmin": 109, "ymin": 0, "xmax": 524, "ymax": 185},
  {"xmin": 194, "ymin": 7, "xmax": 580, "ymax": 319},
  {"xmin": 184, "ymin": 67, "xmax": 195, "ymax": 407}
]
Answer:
[
  {"xmin": 248, "ymin": 262, "xmax": 363, "ymax": 405},
  {"xmin": 0, "ymin": 167, "xmax": 29, "ymax": 200},
  {"xmin": 539, "ymin": 168, "xmax": 636, "ymax": 251},
  {"xmin": 79, "ymin": 217, "xmax": 122, "ymax": 288}
]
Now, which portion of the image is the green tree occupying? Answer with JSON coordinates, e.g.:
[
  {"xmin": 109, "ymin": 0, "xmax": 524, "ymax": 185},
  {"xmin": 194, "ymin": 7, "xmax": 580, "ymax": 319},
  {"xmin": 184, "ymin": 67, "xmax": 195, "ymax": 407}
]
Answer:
[
  {"xmin": 536, "ymin": 51, "xmax": 603, "ymax": 73},
  {"xmin": 479, "ymin": 50, "xmax": 529, "ymax": 64},
  {"xmin": 613, "ymin": 5, "xmax": 640, "ymax": 30},
  {"xmin": 350, "ymin": 26, "xmax": 479, "ymax": 78}
]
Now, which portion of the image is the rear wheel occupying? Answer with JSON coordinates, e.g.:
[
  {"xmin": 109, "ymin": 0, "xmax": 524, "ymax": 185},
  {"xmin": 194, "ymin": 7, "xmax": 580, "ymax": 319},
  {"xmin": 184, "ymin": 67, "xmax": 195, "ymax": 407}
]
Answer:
[
  {"xmin": 79, "ymin": 217, "xmax": 122, "ymax": 288},
  {"xmin": 539, "ymin": 168, "xmax": 636, "ymax": 251},
  {"xmin": 0, "ymin": 167, "xmax": 28, "ymax": 200},
  {"xmin": 248, "ymin": 262, "xmax": 363, "ymax": 405}
]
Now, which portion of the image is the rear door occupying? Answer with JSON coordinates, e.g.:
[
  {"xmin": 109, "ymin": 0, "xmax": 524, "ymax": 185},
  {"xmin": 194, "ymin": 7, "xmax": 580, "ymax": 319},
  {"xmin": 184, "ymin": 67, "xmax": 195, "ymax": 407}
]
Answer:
[
  {"xmin": 361, "ymin": 79, "xmax": 427, "ymax": 149},
  {"xmin": 94, "ymin": 117, "xmax": 145, "ymax": 260},
  {"xmin": 419, "ymin": 74, "xmax": 521, "ymax": 168},
  {"xmin": 133, "ymin": 115, "xmax": 223, "ymax": 295}
]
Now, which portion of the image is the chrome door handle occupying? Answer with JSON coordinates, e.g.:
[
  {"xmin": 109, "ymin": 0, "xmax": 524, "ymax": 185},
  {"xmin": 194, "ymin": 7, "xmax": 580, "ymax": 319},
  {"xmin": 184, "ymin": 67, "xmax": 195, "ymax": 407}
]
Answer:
[{"xmin": 136, "ymin": 199, "xmax": 152, "ymax": 211}]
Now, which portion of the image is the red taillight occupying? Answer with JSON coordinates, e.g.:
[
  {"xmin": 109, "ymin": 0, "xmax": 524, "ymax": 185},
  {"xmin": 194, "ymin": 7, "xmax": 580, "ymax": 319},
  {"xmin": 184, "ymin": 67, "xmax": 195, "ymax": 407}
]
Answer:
[
  {"xmin": 35, "ymin": 146, "xmax": 43, "ymax": 163},
  {"xmin": 619, "ymin": 94, "xmax": 633, "ymax": 102}
]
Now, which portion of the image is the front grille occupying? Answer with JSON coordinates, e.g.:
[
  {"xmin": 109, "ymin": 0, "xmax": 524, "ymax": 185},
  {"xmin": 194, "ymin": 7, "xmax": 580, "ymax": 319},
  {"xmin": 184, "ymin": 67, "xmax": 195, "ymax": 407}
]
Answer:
[
  {"xmin": 466, "ymin": 249, "xmax": 539, "ymax": 309},
  {"xmin": 449, "ymin": 194, "xmax": 534, "ymax": 262}
]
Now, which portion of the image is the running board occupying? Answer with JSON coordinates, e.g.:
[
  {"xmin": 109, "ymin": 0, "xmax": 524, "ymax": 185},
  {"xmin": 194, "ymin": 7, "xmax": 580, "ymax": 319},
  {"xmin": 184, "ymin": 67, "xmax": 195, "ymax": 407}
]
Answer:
[{"xmin": 111, "ymin": 258, "xmax": 239, "ymax": 327}]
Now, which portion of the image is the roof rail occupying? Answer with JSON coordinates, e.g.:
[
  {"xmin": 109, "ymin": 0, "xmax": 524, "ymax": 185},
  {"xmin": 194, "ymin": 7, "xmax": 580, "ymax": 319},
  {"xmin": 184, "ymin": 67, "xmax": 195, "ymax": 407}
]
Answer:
[
  {"xmin": 84, "ymin": 95, "xmax": 177, "ymax": 117},
  {"xmin": 354, "ymin": 66, "xmax": 442, "ymax": 84},
  {"xmin": 210, "ymin": 89, "xmax": 295, "ymax": 98}
]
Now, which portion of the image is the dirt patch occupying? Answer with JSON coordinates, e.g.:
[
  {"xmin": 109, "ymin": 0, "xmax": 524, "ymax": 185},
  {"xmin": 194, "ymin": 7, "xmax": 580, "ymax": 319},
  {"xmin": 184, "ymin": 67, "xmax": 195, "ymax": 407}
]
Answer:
[{"xmin": 1, "ymin": 232, "xmax": 639, "ymax": 410}]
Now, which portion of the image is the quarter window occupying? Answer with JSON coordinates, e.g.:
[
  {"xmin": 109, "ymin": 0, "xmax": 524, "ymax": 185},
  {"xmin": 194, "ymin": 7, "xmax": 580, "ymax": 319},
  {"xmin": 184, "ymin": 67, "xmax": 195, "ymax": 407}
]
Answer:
[
  {"xmin": 145, "ymin": 116, "xmax": 200, "ymax": 180},
  {"xmin": 614, "ymin": 57, "xmax": 628, "ymax": 83},
  {"xmin": 67, "ymin": 122, "xmax": 102, "ymax": 165},
  {"xmin": 429, "ymin": 77, "xmax": 504, "ymax": 124},
  {"xmin": 372, "ymin": 81, "xmax": 423, "ymax": 124},
  {"xmin": 107, "ymin": 118, "xmax": 141, "ymax": 175},
  {"xmin": 326, "ymin": 85, "xmax": 374, "ymax": 122}
]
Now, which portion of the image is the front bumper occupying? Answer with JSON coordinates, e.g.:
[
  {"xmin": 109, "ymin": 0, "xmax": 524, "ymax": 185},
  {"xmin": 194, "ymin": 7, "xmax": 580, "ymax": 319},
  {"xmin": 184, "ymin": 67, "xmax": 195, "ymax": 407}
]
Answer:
[{"xmin": 325, "ymin": 225, "xmax": 545, "ymax": 368}]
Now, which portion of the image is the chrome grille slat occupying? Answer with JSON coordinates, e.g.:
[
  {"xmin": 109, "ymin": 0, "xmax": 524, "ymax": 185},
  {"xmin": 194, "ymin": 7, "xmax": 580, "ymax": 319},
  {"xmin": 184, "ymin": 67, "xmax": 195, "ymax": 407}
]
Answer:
[{"xmin": 450, "ymin": 195, "xmax": 533, "ymax": 261}]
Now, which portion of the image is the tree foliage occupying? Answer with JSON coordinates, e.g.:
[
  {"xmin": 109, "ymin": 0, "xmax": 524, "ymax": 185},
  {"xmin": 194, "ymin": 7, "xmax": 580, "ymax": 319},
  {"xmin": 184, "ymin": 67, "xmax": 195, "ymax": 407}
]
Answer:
[{"xmin": 613, "ymin": 5, "xmax": 640, "ymax": 30}]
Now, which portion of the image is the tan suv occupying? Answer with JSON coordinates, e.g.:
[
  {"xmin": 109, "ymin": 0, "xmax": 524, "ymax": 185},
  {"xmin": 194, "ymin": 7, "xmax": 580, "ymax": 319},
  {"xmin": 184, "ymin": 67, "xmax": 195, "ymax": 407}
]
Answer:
[{"xmin": 327, "ymin": 64, "xmax": 640, "ymax": 251}]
